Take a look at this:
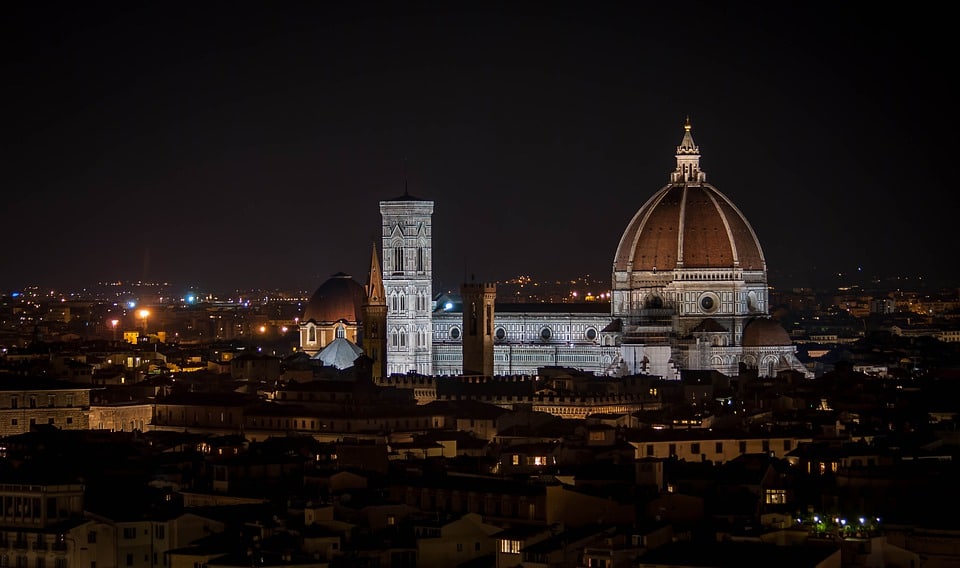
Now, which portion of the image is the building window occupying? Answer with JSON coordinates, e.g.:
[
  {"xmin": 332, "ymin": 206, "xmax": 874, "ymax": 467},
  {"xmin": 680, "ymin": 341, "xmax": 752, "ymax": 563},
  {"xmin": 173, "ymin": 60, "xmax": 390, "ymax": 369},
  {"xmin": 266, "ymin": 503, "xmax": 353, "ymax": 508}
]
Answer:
[
  {"xmin": 11, "ymin": 419, "xmax": 16, "ymax": 426},
  {"xmin": 35, "ymin": 559, "xmax": 44, "ymax": 568},
  {"xmin": 154, "ymin": 525, "xmax": 165, "ymax": 540},
  {"xmin": 783, "ymin": 439, "xmax": 792, "ymax": 452},
  {"xmin": 739, "ymin": 441, "xmax": 747, "ymax": 454},
  {"xmin": 394, "ymin": 246, "xmax": 404, "ymax": 272},
  {"xmin": 125, "ymin": 554, "xmax": 133, "ymax": 567},
  {"xmin": 65, "ymin": 395, "xmax": 74, "ymax": 407},
  {"xmin": 308, "ymin": 326, "xmax": 316, "ymax": 343},
  {"xmin": 668, "ymin": 444, "xmax": 676, "ymax": 457},
  {"xmin": 123, "ymin": 528, "xmax": 136, "ymax": 540},
  {"xmin": 47, "ymin": 396, "xmax": 55, "ymax": 408},
  {"xmin": 87, "ymin": 532, "xmax": 96, "ymax": 544},
  {"xmin": 499, "ymin": 540, "xmax": 521, "ymax": 554},
  {"xmin": 456, "ymin": 543, "xmax": 463, "ymax": 553},
  {"xmin": 10, "ymin": 398, "xmax": 17, "ymax": 409},
  {"xmin": 716, "ymin": 442, "xmax": 723, "ymax": 453},
  {"xmin": 691, "ymin": 443, "xmax": 700, "ymax": 455},
  {"xmin": 765, "ymin": 489, "xmax": 787, "ymax": 504},
  {"xmin": 335, "ymin": 326, "xmax": 345, "ymax": 339}
]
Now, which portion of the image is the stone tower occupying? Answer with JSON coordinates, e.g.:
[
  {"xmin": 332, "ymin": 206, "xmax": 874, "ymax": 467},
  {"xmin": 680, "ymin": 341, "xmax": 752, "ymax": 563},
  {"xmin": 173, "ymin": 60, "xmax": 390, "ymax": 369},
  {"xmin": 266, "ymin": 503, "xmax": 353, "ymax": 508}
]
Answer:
[
  {"xmin": 362, "ymin": 243, "xmax": 388, "ymax": 382},
  {"xmin": 380, "ymin": 191, "xmax": 434, "ymax": 376},
  {"xmin": 460, "ymin": 282, "xmax": 496, "ymax": 376}
]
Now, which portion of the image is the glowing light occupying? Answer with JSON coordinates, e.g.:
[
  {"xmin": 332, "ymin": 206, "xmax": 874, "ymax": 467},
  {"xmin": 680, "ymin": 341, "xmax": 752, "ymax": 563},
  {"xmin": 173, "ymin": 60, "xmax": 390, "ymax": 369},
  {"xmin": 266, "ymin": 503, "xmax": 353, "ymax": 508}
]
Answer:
[
  {"xmin": 258, "ymin": 326, "xmax": 266, "ymax": 333},
  {"xmin": 127, "ymin": 301, "xmax": 136, "ymax": 309},
  {"xmin": 444, "ymin": 302, "xmax": 453, "ymax": 310}
]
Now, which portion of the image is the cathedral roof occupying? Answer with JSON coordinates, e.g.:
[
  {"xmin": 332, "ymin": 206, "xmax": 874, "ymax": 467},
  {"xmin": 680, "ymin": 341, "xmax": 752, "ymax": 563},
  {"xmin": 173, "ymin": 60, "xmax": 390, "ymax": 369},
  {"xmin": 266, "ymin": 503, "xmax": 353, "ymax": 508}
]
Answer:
[
  {"xmin": 302, "ymin": 273, "xmax": 366, "ymax": 324},
  {"xmin": 613, "ymin": 121, "xmax": 765, "ymax": 273},
  {"xmin": 313, "ymin": 337, "xmax": 363, "ymax": 369},
  {"xmin": 691, "ymin": 318, "xmax": 728, "ymax": 333},
  {"xmin": 742, "ymin": 317, "xmax": 793, "ymax": 347}
]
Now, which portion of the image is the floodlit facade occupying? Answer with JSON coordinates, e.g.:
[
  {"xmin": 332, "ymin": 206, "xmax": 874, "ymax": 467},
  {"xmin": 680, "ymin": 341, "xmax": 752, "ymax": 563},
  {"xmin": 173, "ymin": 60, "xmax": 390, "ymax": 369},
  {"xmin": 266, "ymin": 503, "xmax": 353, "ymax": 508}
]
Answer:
[{"xmin": 301, "ymin": 121, "xmax": 810, "ymax": 379}]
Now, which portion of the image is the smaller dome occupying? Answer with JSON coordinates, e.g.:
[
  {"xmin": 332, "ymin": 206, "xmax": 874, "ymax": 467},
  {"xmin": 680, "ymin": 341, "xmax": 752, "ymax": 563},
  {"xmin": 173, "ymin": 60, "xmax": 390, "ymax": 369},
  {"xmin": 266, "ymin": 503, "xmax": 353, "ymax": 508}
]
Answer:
[
  {"xmin": 742, "ymin": 318, "xmax": 792, "ymax": 347},
  {"xmin": 302, "ymin": 273, "xmax": 366, "ymax": 323}
]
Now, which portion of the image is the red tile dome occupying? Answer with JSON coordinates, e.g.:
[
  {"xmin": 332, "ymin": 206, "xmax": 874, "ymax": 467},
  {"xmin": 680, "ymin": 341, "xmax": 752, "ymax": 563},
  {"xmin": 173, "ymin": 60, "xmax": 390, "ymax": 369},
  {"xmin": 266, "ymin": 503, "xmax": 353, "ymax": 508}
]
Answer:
[
  {"xmin": 613, "ymin": 120, "xmax": 765, "ymax": 275},
  {"xmin": 742, "ymin": 317, "xmax": 792, "ymax": 346},
  {"xmin": 613, "ymin": 183, "xmax": 765, "ymax": 272},
  {"xmin": 302, "ymin": 273, "xmax": 366, "ymax": 323}
]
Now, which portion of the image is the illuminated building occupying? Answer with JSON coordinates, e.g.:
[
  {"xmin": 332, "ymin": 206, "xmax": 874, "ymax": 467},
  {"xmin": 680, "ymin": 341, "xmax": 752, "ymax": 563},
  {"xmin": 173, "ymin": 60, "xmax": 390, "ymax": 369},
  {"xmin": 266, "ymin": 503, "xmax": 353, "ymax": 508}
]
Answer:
[{"xmin": 301, "ymin": 121, "xmax": 809, "ymax": 379}]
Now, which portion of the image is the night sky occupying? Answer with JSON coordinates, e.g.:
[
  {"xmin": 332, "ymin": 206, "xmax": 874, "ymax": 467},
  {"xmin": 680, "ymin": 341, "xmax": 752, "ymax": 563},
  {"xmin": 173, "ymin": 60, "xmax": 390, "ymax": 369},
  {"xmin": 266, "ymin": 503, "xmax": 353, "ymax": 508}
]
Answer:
[{"xmin": 5, "ymin": 2, "xmax": 958, "ymax": 294}]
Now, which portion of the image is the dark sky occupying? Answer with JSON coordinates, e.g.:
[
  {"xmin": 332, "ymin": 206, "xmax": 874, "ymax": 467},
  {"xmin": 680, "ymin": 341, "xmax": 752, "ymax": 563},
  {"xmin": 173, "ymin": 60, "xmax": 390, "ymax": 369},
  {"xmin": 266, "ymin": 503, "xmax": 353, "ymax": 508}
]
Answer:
[{"xmin": 4, "ymin": 1, "xmax": 958, "ymax": 294}]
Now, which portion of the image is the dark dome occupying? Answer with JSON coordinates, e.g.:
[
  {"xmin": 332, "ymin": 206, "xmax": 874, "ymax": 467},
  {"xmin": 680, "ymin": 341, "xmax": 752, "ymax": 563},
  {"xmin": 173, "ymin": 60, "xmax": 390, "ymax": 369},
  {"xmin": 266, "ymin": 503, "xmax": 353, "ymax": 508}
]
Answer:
[
  {"xmin": 302, "ymin": 273, "xmax": 366, "ymax": 323},
  {"xmin": 742, "ymin": 318, "xmax": 792, "ymax": 347},
  {"xmin": 614, "ymin": 183, "xmax": 765, "ymax": 272}
]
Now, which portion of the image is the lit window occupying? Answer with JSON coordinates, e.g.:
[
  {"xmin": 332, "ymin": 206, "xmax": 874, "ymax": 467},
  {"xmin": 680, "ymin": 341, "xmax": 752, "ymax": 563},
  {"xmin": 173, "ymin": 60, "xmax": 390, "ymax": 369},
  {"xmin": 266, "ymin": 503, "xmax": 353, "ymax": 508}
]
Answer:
[{"xmin": 765, "ymin": 489, "xmax": 787, "ymax": 504}]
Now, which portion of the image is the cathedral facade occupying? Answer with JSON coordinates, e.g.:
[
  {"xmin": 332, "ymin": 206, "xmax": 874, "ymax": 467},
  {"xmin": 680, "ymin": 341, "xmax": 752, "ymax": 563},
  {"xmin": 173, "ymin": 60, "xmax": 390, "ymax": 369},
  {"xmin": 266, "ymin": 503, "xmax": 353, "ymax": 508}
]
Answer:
[{"xmin": 300, "ymin": 121, "xmax": 810, "ymax": 380}]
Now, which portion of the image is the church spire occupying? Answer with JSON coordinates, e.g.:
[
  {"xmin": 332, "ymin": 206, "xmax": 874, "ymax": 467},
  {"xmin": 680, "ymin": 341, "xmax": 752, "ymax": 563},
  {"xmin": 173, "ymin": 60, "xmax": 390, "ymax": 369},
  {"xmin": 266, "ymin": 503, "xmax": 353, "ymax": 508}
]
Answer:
[
  {"xmin": 364, "ymin": 242, "xmax": 385, "ymax": 306},
  {"xmin": 671, "ymin": 117, "xmax": 707, "ymax": 183}
]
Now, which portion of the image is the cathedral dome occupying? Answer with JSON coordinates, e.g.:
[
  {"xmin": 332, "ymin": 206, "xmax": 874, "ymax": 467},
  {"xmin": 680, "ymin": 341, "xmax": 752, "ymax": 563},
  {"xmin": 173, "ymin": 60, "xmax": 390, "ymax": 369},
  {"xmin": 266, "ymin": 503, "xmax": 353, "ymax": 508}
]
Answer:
[
  {"xmin": 302, "ymin": 273, "xmax": 366, "ymax": 323},
  {"xmin": 613, "ymin": 121, "xmax": 765, "ymax": 273},
  {"xmin": 742, "ymin": 317, "xmax": 792, "ymax": 346}
]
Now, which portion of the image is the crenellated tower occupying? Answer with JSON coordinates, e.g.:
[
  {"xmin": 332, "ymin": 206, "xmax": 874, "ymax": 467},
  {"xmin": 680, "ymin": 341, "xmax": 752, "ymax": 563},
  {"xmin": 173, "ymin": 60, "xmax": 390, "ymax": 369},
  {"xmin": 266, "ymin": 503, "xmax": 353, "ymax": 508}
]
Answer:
[{"xmin": 460, "ymin": 282, "xmax": 496, "ymax": 376}]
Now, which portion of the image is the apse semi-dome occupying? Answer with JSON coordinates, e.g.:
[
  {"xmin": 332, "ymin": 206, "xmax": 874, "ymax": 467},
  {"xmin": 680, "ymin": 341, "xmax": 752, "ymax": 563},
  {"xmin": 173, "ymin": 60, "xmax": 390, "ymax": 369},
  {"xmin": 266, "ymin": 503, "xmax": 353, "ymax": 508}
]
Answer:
[
  {"xmin": 302, "ymin": 272, "xmax": 366, "ymax": 323},
  {"xmin": 742, "ymin": 317, "xmax": 793, "ymax": 347},
  {"xmin": 613, "ymin": 120, "xmax": 765, "ymax": 274}
]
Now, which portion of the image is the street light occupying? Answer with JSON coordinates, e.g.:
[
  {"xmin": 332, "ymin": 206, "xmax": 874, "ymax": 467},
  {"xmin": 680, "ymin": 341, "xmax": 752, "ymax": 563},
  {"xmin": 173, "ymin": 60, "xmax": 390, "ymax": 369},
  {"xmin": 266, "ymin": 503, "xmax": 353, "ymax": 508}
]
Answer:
[
  {"xmin": 111, "ymin": 319, "xmax": 119, "ymax": 342},
  {"xmin": 138, "ymin": 309, "xmax": 150, "ymax": 334}
]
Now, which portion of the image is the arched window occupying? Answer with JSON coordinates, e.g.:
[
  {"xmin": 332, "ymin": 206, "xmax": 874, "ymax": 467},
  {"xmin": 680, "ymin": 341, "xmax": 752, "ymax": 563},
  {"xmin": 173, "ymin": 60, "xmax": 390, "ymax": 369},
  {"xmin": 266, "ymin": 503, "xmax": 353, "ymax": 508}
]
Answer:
[
  {"xmin": 417, "ymin": 247, "xmax": 424, "ymax": 271},
  {"xmin": 394, "ymin": 245, "xmax": 404, "ymax": 271},
  {"xmin": 308, "ymin": 325, "xmax": 316, "ymax": 343},
  {"xmin": 336, "ymin": 326, "xmax": 345, "ymax": 339}
]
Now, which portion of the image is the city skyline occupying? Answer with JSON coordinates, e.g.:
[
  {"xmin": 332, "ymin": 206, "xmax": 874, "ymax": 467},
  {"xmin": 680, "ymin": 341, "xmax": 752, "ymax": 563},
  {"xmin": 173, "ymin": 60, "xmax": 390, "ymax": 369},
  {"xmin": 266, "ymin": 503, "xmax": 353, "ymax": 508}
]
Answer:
[{"xmin": 5, "ymin": 2, "xmax": 958, "ymax": 293}]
